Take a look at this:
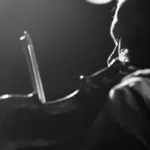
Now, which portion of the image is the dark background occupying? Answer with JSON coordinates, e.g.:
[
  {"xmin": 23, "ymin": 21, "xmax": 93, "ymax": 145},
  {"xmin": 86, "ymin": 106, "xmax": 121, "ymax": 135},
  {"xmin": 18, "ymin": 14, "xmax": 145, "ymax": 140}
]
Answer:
[{"xmin": 0, "ymin": 0, "xmax": 115, "ymax": 100}]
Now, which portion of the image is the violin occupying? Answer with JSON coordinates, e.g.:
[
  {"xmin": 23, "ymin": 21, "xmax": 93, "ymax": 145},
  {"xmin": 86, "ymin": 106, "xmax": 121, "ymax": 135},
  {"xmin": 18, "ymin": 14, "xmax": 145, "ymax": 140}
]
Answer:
[
  {"xmin": 0, "ymin": 31, "xmax": 135, "ymax": 149},
  {"xmin": 0, "ymin": 31, "xmax": 93, "ymax": 149}
]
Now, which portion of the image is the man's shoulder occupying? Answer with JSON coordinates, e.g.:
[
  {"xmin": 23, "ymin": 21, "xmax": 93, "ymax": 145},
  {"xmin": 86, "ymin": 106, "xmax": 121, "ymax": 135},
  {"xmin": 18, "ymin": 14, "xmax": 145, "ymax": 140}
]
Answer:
[
  {"xmin": 109, "ymin": 68, "xmax": 150, "ymax": 108},
  {"xmin": 111, "ymin": 68, "xmax": 150, "ymax": 90}
]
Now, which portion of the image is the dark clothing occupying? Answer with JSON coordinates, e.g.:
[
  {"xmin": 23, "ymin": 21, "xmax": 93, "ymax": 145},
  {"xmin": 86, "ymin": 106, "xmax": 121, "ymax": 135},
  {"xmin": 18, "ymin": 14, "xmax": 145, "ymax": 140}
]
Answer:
[
  {"xmin": 0, "ymin": 62, "xmax": 134, "ymax": 150},
  {"xmin": 87, "ymin": 69, "xmax": 150, "ymax": 150}
]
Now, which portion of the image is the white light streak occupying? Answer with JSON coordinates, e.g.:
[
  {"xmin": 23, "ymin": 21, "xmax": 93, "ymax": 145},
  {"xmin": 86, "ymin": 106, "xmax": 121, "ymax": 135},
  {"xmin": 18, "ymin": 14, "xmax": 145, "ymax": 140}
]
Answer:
[{"xmin": 86, "ymin": 0, "xmax": 112, "ymax": 4}]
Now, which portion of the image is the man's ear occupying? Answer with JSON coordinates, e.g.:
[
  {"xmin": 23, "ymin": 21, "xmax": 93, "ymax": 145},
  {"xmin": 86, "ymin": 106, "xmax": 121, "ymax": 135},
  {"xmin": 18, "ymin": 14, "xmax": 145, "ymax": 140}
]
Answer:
[{"xmin": 85, "ymin": 0, "xmax": 113, "ymax": 5}]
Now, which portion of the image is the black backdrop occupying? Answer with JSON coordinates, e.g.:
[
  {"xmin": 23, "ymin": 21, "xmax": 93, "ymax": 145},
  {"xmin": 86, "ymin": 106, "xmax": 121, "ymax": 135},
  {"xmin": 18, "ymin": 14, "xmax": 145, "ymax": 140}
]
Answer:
[{"xmin": 0, "ymin": 0, "xmax": 115, "ymax": 100}]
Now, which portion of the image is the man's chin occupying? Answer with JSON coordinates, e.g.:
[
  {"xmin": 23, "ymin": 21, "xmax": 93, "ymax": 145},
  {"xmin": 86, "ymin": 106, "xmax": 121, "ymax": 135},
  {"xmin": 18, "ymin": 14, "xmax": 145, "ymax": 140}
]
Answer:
[{"xmin": 86, "ymin": 0, "xmax": 113, "ymax": 5}]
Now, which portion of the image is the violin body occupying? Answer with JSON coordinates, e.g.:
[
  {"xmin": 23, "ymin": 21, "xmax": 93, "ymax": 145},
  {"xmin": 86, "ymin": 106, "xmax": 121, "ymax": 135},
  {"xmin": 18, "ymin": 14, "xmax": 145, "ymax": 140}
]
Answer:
[
  {"xmin": 0, "ymin": 65, "xmax": 134, "ymax": 150},
  {"xmin": 0, "ymin": 80, "xmax": 101, "ymax": 149}
]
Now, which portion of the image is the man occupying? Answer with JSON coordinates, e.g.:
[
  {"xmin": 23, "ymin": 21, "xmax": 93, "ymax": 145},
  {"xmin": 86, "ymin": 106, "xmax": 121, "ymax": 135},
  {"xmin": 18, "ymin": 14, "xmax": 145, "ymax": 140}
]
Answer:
[
  {"xmin": 0, "ymin": 0, "xmax": 148, "ymax": 149},
  {"xmin": 86, "ymin": 0, "xmax": 150, "ymax": 149}
]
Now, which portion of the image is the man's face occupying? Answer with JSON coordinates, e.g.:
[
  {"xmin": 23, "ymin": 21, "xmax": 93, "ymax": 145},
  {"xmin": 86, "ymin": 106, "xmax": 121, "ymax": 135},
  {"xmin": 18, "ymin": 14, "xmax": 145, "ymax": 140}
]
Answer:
[
  {"xmin": 85, "ymin": 0, "xmax": 125, "ymax": 47},
  {"xmin": 85, "ymin": 0, "xmax": 129, "ymax": 65},
  {"xmin": 112, "ymin": 0, "xmax": 150, "ymax": 68},
  {"xmin": 86, "ymin": 0, "xmax": 150, "ymax": 68},
  {"xmin": 111, "ymin": 0, "xmax": 150, "ymax": 48}
]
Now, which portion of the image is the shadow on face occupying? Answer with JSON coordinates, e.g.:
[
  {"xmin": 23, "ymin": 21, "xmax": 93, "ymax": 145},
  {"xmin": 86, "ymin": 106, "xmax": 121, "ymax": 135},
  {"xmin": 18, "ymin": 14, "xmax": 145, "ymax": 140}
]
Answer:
[{"xmin": 110, "ymin": 0, "xmax": 150, "ymax": 68}]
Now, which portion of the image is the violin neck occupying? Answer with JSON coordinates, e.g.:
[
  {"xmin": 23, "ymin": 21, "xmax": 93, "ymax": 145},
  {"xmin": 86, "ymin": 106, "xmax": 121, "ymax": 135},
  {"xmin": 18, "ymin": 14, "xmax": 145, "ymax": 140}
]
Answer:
[{"xmin": 22, "ymin": 31, "xmax": 46, "ymax": 104}]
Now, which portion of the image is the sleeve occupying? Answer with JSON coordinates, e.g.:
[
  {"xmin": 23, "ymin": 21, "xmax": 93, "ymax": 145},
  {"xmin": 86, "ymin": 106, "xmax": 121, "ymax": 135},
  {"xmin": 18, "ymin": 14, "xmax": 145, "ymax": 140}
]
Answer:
[{"xmin": 109, "ymin": 69, "xmax": 150, "ymax": 147}]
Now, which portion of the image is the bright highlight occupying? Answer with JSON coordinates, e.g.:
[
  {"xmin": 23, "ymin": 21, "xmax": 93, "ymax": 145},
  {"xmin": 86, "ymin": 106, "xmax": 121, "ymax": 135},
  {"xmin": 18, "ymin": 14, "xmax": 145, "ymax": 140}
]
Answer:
[{"xmin": 86, "ymin": 0, "xmax": 112, "ymax": 4}]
